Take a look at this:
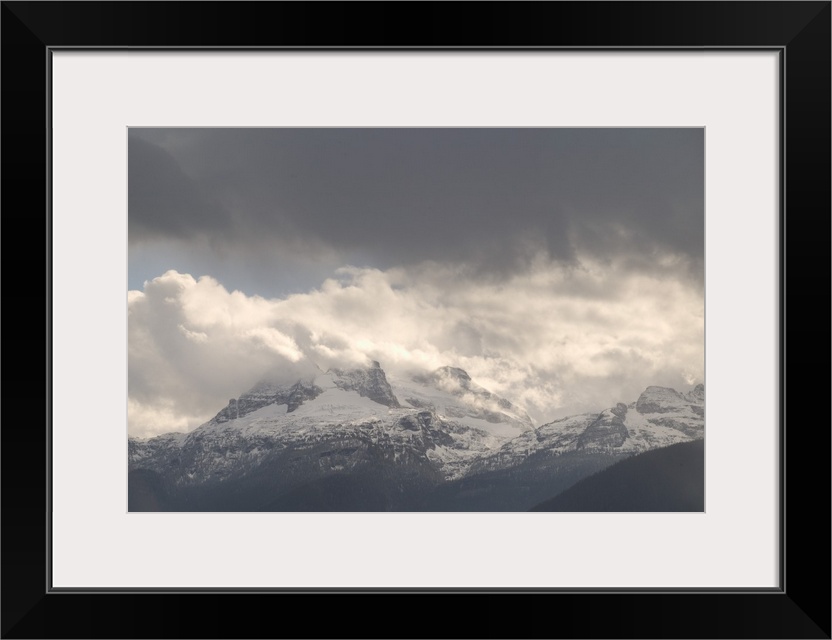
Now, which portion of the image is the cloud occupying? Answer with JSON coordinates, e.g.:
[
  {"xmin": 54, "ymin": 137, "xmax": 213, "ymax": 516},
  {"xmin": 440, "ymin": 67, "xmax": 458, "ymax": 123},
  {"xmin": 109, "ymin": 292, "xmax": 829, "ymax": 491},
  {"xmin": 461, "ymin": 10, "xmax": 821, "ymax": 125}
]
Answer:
[
  {"xmin": 128, "ymin": 258, "xmax": 703, "ymax": 438},
  {"xmin": 128, "ymin": 137, "xmax": 230, "ymax": 242},
  {"xmin": 128, "ymin": 128, "xmax": 704, "ymax": 295}
]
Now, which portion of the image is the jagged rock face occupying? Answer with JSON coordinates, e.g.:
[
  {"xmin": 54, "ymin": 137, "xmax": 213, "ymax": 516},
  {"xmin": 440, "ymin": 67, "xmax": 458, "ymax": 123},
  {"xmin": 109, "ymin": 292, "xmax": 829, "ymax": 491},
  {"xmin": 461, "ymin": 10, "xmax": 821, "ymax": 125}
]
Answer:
[
  {"xmin": 686, "ymin": 383, "xmax": 705, "ymax": 403},
  {"xmin": 286, "ymin": 381, "xmax": 324, "ymax": 413},
  {"xmin": 396, "ymin": 411, "xmax": 456, "ymax": 448},
  {"xmin": 237, "ymin": 380, "xmax": 293, "ymax": 417},
  {"xmin": 329, "ymin": 362, "xmax": 400, "ymax": 408},
  {"xmin": 213, "ymin": 364, "xmax": 396, "ymax": 425},
  {"xmin": 636, "ymin": 386, "xmax": 687, "ymax": 414},
  {"xmin": 215, "ymin": 379, "xmax": 323, "ymax": 423},
  {"xmin": 398, "ymin": 410, "xmax": 435, "ymax": 431},
  {"xmin": 576, "ymin": 409, "xmax": 629, "ymax": 451},
  {"xmin": 611, "ymin": 402, "xmax": 628, "ymax": 418},
  {"xmin": 644, "ymin": 416, "xmax": 702, "ymax": 438},
  {"xmin": 410, "ymin": 366, "xmax": 533, "ymax": 429},
  {"xmin": 632, "ymin": 386, "xmax": 705, "ymax": 444}
]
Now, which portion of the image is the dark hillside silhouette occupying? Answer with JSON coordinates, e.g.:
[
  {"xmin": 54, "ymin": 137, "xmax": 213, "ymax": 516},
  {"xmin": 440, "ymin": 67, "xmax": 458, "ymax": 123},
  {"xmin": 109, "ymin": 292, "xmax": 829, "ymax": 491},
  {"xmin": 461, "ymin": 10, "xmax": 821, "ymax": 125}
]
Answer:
[{"xmin": 530, "ymin": 439, "xmax": 704, "ymax": 512}]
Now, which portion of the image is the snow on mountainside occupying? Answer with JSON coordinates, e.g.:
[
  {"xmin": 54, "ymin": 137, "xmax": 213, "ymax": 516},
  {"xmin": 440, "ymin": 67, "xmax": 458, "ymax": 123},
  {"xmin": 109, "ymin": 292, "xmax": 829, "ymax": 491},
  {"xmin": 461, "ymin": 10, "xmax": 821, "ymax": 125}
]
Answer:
[
  {"xmin": 128, "ymin": 363, "xmax": 704, "ymax": 492},
  {"xmin": 201, "ymin": 362, "xmax": 533, "ymax": 443},
  {"xmin": 390, "ymin": 366, "xmax": 533, "ymax": 438},
  {"xmin": 129, "ymin": 363, "xmax": 535, "ymax": 483},
  {"xmin": 459, "ymin": 384, "xmax": 704, "ymax": 475}
]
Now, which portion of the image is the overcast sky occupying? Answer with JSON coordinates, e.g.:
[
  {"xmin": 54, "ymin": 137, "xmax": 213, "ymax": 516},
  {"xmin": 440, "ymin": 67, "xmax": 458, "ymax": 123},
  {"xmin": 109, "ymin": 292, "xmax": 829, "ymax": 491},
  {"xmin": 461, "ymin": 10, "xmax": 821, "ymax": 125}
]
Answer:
[{"xmin": 128, "ymin": 128, "xmax": 704, "ymax": 438}]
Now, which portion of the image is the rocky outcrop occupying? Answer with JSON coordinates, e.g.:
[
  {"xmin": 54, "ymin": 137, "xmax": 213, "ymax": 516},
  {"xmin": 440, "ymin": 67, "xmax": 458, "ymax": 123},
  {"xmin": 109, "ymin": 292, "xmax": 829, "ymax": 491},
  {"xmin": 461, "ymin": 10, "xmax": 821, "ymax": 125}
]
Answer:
[
  {"xmin": 330, "ymin": 361, "xmax": 400, "ymax": 408},
  {"xmin": 236, "ymin": 380, "xmax": 291, "ymax": 416},
  {"xmin": 636, "ymin": 386, "xmax": 687, "ymax": 414},
  {"xmin": 646, "ymin": 416, "xmax": 703, "ymax": 438},
  {"xmin": 286, "ymin": 381, "xmax": 324, "ymax": 413},
  {"xmin": 576, "ymin": 409, "xmax": 629, "ymax": 451},
  {"xmin": 412, "ymin": 366, "xmax": 533, "ymax": 428},
  {"xmin": 685, "ymin": 383, "xmax": 705, "ymax": 403},
  {"xmin": 214, "ymin": 379, "xmax": 324, "ymax": 422}
]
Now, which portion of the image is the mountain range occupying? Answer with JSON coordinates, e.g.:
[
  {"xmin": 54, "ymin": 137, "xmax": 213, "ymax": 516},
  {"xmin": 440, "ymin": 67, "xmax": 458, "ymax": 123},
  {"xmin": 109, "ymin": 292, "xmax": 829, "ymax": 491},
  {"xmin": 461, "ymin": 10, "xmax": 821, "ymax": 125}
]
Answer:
[{"xmin": 128, "ymin": 362, "xmax": 704, "ymax": 511}]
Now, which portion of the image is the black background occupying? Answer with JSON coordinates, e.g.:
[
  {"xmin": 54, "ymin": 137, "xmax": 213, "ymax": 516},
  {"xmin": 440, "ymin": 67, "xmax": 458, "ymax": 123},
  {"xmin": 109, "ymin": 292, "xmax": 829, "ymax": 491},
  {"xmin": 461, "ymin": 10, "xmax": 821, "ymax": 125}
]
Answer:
[{"xmin": 2, "ymin": 2, "xmax": 829, "ymax": 638}]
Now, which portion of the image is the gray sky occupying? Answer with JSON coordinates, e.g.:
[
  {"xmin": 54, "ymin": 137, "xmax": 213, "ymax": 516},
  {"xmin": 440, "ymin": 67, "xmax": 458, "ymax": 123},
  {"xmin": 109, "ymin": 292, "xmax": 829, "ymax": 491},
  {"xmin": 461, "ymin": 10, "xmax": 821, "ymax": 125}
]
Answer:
[
  {"xmin": 128, "ymin": 128, "xmax": 704, "ymax": 437},
  {"xmin": 129, "ymin": 128, "xmax": 703, "ymax": 295}
]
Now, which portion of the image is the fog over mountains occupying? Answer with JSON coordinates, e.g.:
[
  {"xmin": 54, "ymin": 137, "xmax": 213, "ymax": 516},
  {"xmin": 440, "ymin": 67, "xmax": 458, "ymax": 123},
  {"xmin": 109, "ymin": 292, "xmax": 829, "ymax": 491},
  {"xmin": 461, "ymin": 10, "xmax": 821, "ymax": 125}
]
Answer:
[
  {"xmin": 128, "ymin": 361, "xmax": 704, "ymax": 511},
  {"xmin": 127, "ymin": 128, "xmax": 705, "ymax": 512}
]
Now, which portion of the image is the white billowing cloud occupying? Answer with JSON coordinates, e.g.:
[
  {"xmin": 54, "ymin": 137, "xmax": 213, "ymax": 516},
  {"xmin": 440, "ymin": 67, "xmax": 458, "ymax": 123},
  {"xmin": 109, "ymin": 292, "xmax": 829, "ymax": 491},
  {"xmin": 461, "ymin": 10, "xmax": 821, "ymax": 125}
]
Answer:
[{"xmin": 128, "ymin": 258, "xmax": 703, "ymax": 438}]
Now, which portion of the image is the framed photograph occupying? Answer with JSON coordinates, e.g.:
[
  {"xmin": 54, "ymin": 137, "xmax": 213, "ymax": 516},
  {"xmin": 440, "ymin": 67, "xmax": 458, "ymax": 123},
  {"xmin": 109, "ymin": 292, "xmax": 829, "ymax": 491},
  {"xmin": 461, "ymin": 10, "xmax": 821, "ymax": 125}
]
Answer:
[{"xmin": 3, "ymin": 2, "xmax": 829, "ymax": 638}]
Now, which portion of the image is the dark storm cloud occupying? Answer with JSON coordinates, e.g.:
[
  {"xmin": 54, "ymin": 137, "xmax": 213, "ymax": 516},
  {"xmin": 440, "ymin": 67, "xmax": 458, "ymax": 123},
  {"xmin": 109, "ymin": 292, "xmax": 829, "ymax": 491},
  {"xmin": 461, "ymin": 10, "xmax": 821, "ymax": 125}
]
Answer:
[
  {"xmin": 128, "ymin": 128, "xmax": 703, "ymax": 280},
  {"xmin": 128, "ymin": 136, "xmax": 230, "ymax": 241}
]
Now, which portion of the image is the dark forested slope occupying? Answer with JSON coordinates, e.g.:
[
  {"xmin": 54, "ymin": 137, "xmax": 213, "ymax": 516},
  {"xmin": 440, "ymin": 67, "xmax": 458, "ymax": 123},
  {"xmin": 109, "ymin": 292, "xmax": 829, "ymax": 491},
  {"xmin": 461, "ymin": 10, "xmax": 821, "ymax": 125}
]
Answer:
[{"xmin": 530, "ymin": 439, "xmax": 704, "ymax": 512}]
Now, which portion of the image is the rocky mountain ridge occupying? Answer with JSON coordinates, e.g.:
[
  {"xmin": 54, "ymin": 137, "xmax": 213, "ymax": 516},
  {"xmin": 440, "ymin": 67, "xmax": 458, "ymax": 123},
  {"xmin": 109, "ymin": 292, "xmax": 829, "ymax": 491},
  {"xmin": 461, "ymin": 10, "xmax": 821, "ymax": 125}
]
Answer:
[{"xmin": 128, "ymin": 363, "xmax": 704, "ymax": 511}]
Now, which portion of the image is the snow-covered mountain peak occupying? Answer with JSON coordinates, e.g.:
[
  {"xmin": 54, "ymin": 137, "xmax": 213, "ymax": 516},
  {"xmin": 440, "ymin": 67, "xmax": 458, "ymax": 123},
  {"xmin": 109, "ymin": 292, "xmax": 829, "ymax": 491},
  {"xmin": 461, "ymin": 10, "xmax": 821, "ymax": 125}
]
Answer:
[
  {"xmin": 326, "ymin": 363, "xmax": 400, "ymax": 408},
  {"xmin": 636, "ymin": 386, "xmax": 685, "ymax": 414},
  {"xmin": 432, "ymin": 365, "xmax": 473, "ymax": 386},
  {"xmin": 208, "ymin": 362, "xmax": 402, "ymax": 427},
  {"xmin": 471, "ymin": 383, "xmax": 705, "ymax": 473},
  {"xmin": 130, "ymin": 376, "xmax": 705, "ymax": 504},
  {"xmin": 685, "ymin": 383, "xmax": 705, "ymax": 403},
  {"xmin": 392, "ymin": 366, "xmax": 534, "ymax": 437},
  {"xmin": 143, "ymin": 362, "xmax": 704, "ymax": 486},
  {"xmin": 413, "ymin": 365, "xmax": 486, "ymax": 396}
]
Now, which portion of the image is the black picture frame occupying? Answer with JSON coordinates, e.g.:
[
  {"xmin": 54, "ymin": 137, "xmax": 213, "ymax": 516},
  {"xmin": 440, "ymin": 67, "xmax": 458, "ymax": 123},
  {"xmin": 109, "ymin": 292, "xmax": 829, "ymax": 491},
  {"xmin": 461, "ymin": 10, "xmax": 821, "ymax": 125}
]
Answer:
[{"xmin": 2, "ymin": 2, "xmax": 829, "ymax": 638}]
